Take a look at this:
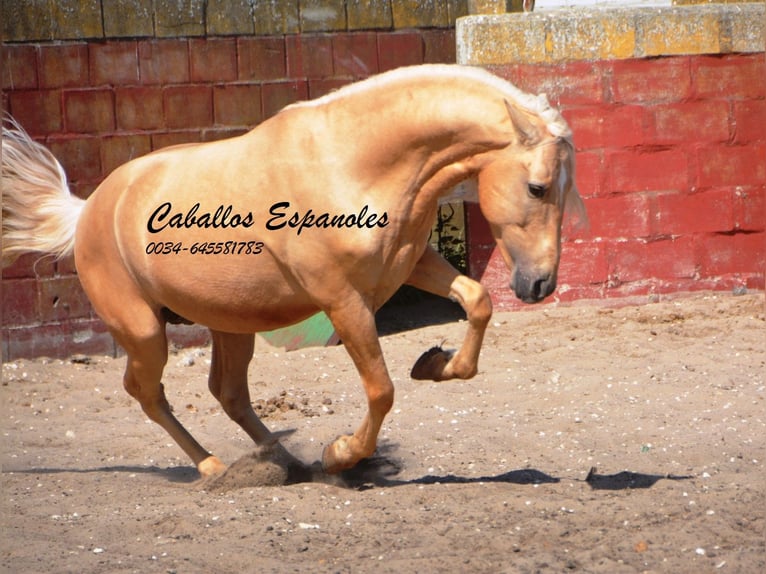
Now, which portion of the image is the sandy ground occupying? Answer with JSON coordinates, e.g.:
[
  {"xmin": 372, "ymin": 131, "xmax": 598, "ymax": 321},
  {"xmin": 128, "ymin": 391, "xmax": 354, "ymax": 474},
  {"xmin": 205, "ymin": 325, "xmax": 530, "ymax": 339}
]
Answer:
[{"xmin": 1, "ymin": 291, "xmax": 764, "ymax": 573}]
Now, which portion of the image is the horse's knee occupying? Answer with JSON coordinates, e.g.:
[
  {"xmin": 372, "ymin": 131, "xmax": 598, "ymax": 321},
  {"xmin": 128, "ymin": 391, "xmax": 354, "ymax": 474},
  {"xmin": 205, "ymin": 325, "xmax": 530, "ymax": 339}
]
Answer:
[
  {"xmin": 367, "ymin": 383, "xmax": 394, "ymax": 417},
  {"xmin": 452, "ymin": 276, "xmax": 492, "ymax": 326},
  {"xmin": 466, "ymin": 283, "xmax": 492, "ymax": 325}
]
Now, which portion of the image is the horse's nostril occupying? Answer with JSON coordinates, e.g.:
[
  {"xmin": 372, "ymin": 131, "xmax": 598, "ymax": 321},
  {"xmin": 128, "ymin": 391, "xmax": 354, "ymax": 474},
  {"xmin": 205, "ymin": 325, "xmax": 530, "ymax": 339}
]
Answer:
[{"xmin": 532, "ymin": 276, "xmax": 549, "ymax": 300}]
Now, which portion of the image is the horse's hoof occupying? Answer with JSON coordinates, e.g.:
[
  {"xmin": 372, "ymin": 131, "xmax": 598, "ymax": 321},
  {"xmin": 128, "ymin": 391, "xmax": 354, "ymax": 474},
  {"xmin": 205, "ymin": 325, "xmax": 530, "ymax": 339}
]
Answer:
[
  {"xmin": 410, "ymin": 346, "xmax": 455, "ymax": 381},
  {"xmin": 197, "ymin": 455, "xmax": 227, "ymax": 477},
  {"xmin": 322, "ymin": 438, "xmax": 356, "ymax": 475}
]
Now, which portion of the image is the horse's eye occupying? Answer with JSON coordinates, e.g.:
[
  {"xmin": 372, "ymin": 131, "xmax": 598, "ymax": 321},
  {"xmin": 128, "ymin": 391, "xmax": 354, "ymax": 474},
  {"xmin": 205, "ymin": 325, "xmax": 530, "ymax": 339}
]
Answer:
[{"xmin": 528, "ymin": 183, "xmax": 547, "ymax": 198}]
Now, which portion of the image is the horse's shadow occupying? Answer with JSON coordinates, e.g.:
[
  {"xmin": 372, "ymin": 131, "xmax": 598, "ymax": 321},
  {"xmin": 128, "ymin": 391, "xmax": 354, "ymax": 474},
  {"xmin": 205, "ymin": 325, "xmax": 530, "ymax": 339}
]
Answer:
[
  {"xmin": 5, "ymin": 464, "xmax": 199, "ymax": 484},
  {"xmin": 5, "ymin": 442, "xmax": 694, "ymax": 491},
  {"xmin": 337, "ymin": 443, "xmax": 693, "ymax": 491}
]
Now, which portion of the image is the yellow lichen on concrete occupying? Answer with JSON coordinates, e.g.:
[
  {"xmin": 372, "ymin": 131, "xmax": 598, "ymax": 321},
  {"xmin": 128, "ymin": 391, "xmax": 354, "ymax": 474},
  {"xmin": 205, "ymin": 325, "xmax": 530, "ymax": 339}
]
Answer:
[
  {"xmin": 457, "ymin": 4, "xmax": 765, "ymax": 65},
  {"xmin": 639, "ymin": 10, "xmax": 721, "ymax": 57},
  {"xmin": 600, "ymin": 17, "xmax": 636, "ymax": 60}
]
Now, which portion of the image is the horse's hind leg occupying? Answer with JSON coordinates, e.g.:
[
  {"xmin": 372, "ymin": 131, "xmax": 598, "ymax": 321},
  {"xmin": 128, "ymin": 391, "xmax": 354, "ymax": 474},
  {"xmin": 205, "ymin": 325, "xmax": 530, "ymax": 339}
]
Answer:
[
  {"xmin": 207, "ymin": 331, "xmax": 311, "ymax": 480},
  {"xmin": 115, "ymin": 318, "xmax": 225, "ymax": 478},
  {"xmin": 406, "ymin": 245, "xmax": 492, "ymax": 381},
  {"xmin": 207, "ymin": 330, "xmax": 274, "ymax": 445}
]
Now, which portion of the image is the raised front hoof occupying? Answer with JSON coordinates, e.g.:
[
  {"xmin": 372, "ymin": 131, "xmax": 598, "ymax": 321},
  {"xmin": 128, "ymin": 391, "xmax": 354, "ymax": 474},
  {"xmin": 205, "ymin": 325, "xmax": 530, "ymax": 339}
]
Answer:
[
  {"xmin": 410, "ymin": 346, "xmax": 455, "ymax": 381},
  {"xmin": 197, "ymin": 455, "xmax": 227, "ymax": 478}
]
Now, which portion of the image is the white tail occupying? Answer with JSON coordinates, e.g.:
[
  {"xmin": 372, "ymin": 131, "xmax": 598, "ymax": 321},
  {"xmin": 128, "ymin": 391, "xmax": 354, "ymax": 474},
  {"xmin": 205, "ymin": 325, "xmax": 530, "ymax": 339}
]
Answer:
[{"xmin": 1, "ymin": 119, "xmax": 86, "ymax": 267}]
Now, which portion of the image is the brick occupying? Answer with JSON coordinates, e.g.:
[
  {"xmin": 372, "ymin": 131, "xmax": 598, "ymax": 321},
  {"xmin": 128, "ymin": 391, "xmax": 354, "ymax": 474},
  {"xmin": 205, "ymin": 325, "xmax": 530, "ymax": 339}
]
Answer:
[
  {"xmin": 101, "ymin": 134, "xmax": 152, "ymax": 176},
  {"xmin": 448, "ymin": 0, "xmax": 469, "ymax": 22},
  {"xmin": 138, "ymin": 40, "xmax": 189, "ymax": 85},
  {"xmin": 392, "ymin": 0, "xmax": 449, "ymax": 28},
  {"xmin": 206, "ymin": 0, "xmax": 254, "ymax": 35},
  {"xmin": 39, "ymin": 43, "xmax": 89, "ymax": 88},
  {"xmin": 201, "ymin": 127, "xmax": 249, "ymax": 142},
  {"xmin": 261, "ymin": 81, "xmax": 309, "ymax": 119},
  {"xmin": 571, "ymin": 150, "xmax": 604, "ymax": 198},
  {"xmin": 308, "ymin": 79, "xmax": 350, "ymax": 100},
  {"xmin": 286, "ymin": 35, "xmax": 334, "ymax": 79},
  {"xmin": 696, "ymin": 144, "xmax": 766, "ymax": 189},
  {"xmin": 607, "ymin": 149, "xmax": 689, "ymax": 194},
  {"xmin": 347, "ymin": 0, "xmax": 392, "ymax": 30},
  {"xmin": 64, "ymin": 89, "xmax": 115, "ymax": 133},
  {"xmin": 692, "ymin": 54, "xmax": 766, "ymax": 100},
  {"xmin": 38, "ymin": 276, "xmax": 92, "ymax": 323},
  {"xmin": 155, "ymin": 0, "xmax": 205, "ymax": 37},
  {"xmin": 213, "ymin": 84, "xmax": 263, "ymax": 127},
  {"xmin": 649, "ymin": 100, "xmax": 730, "ymax": 147},
  {"xmin": 189, "ymin": 38, "xmax": 237, "ymax": 83},
  {"xmin": 49, "ymin": 137, "xmax": 102, "ymax": 182},
  {"xmin": 499, "ymin": 61, "xmax": 607, "ymax": 106},
  {"xmin": 8, "ymin": 91, "xmax": 63, "ymax": 136},
  {"xmin": 1, "ymin": 0, "xmax": 53, "ymax": 41},
  {"xmin": 238, "ymin": 37, "xmax": 286, "ymax": 82},
  {"xmin": 300, "ymin": 0, "xmax": 346, "ymax": 32},
  {"xmin": 4, "ymin": 319, "xmax": 116, "ymax": 361},
  {"xmin": 586, "ymin": 193, "xmax": 655, "ymax": 239},
  {"xmin": 610, "ymin": 57, "xmax": 692, "ymax": 104},
  {"xmin": 558, "ymin": 241, "xmax": 608, "ymax": 285},
  {"xmin": 423, "ymin": 29, "xmax": 456, "ymax": 64},
  {"xmin": 151, "ymin": 131, "xmax": 203, "ymax": 150},
  {"xmin": 116, "ymin": 87, "xmax": 164, "ymax": 130},
  {"xmin": 164, "ymin": 86, "xmax": 213, "ymax": 129},
  {"xmin": 2, "ymin": 254, "xmax": 55, "ymax": 280},
  {"xmin": 655, "ymin": 189, "xmax": 735, "ymax": 236},
  {"xmin": 733, "ymin": 100, "xmax": 766, "ymax": 145},
  {"xmin": 56, "ymin": 255, "xmax": 77, "ymax": 276},
  {"xmin": 252, "ymin": 0, "xmax": 299, "ymax": 35},
  {"xmin": 2, "ymin": 45, "xmax": 38, "ymax": 90},
  {"xmin": 2, "ymin": 278, "xmax": 39, "ymax": 326},
  {"xmin": 332, "ymin": 33, "xmax": 379, "ymax": 77},
  {"xmin": 103, "ymin": 0, "xmax": 154, "ymax": 37},
  {"xmin": 607, "ymin": 236, "xmax": 697, "ymax": 284},
  {"xmin": 564, "ymin": 105, "xmax": 646, "ymax": 151},
  {"xmin": 734, "ymin": 186, "xmax": 765, "ymax": 232},
  {"xmin": 377, "ymin": 32, "xmax": 424, "ymax": 72},
  {"xmin": 90, "ymin": 41, "xmax": 139, "ymax": 87},
  {"xmin": 698, "ymin": 231, "xmax": 765, "ymax": 277},
  {"xmin": 52, "ymin": 0, "xmax": 103, "ymax": 39},
  {"xmin": 166, "ymin": 323, "xmax": 211, "ymax": 351}
]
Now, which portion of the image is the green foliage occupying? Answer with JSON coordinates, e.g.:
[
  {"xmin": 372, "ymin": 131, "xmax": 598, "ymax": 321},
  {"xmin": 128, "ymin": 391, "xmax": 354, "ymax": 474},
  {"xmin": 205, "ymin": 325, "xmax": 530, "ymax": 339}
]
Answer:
[{"xmin": 431, "ymin": 203, "xmax": 466, "ymax": 274}]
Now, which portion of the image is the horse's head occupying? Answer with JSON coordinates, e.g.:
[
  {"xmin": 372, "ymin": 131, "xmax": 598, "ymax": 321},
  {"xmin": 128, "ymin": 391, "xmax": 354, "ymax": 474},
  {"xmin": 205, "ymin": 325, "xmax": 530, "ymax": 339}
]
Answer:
[{"xmin": 477, "ymin": 98, "xmax": 584, "ymax": 304}]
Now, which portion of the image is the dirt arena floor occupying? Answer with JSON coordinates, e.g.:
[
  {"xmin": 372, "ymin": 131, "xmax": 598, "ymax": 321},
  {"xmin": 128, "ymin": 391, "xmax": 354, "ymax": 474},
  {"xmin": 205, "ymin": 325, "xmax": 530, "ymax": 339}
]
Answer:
[{"xmin": 2, "ymin": 291, "xmax": 764, "ymax": 573}]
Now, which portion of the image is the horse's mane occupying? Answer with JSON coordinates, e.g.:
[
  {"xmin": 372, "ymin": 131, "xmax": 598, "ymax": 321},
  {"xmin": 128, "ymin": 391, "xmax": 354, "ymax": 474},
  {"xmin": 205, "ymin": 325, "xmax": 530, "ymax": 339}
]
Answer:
[{"xmin": 290, "ymin": 64, "xmax": 572, "ymax": 141}]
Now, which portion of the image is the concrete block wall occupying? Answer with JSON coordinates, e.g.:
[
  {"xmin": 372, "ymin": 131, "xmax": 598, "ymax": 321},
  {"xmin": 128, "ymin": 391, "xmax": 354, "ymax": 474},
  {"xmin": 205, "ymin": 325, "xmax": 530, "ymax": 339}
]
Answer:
[
  {"xmin": 1, "ymin": 1, "xmax": 460, "ymax": 360},
  {"xmin": 458, "ymin": 3, "xmax": 765, "ymax": 309}
]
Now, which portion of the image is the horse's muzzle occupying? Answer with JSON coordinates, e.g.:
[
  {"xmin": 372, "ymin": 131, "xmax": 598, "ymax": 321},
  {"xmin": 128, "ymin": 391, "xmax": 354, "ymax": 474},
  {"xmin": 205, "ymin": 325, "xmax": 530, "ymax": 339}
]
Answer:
[{"xmin": 511, "ymin": 269, "xmax": 556, "ymax": 303}]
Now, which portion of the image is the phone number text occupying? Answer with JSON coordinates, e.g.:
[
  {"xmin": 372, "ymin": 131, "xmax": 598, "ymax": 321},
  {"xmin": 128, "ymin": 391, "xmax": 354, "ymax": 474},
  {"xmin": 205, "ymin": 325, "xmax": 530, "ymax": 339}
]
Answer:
[{"xmin": 145, "ymin": 241, "xmax": 265, "ymax": 256}]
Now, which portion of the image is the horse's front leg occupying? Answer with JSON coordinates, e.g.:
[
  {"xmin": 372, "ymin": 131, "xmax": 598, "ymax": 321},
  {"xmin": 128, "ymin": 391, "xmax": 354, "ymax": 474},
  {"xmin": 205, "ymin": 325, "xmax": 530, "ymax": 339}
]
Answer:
[
  {"xmin": 322, "ymin": 300, "xmax": 394, "ymax": 474},
  {"xmin": 407, "ymin": 245, "xmax": 492, "ymax": 381}
]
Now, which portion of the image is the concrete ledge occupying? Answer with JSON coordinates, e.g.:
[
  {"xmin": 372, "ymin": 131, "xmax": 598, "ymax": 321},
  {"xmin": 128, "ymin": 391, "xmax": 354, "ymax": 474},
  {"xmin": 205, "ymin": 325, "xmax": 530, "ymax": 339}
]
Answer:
[{"xmin": 457, "ymin": 3, "xmax": 765, "ymax": 65}]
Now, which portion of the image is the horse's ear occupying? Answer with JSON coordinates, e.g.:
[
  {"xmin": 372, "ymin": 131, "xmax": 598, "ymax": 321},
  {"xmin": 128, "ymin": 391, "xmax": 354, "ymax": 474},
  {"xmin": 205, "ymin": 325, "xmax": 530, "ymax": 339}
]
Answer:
[{"xmin": 504, "ymin": 99, "xmax": 541, "ymax": 145}]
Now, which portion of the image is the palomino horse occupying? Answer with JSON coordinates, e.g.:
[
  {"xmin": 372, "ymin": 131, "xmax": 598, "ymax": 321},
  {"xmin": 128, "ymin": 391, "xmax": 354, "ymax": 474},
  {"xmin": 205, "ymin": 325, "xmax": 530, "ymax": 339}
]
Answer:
[{"xmin": 2, "ymin": 64, "xmax": 583, "ymax": 478}]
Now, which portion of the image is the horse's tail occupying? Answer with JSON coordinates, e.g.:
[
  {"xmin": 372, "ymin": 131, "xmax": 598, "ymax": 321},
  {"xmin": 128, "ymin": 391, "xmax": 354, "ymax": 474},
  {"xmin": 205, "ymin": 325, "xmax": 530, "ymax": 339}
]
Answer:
[{"xmin": 1, "ymin": 119, "xmax": 86, "ymax": 267}]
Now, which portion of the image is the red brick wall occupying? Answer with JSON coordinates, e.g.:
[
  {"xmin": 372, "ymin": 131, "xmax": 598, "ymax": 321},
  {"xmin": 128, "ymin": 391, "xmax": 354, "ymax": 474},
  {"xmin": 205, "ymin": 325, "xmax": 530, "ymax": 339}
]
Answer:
[
  {"xmin": 468, "ymin": 54, "xmax": 765, "ymax": 309},
  {"xmin": 1, "ymin": 30, "xmax": 456, "ymax": 359}
]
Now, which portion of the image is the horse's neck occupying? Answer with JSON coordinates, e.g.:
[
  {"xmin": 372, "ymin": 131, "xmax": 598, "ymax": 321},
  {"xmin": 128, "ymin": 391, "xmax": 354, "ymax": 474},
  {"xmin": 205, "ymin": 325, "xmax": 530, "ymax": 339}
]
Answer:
[{"xmin": 317, "ymin": 81, "xmax": 511, "ymax": 195}]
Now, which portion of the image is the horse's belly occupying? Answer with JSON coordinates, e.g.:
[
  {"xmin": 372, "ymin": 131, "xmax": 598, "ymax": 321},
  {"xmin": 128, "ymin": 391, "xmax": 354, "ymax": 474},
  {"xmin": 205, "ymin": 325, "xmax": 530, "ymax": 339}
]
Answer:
[{"xmin": 139, "ymin": 250, "xmax": 318, "ymax": 333}]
